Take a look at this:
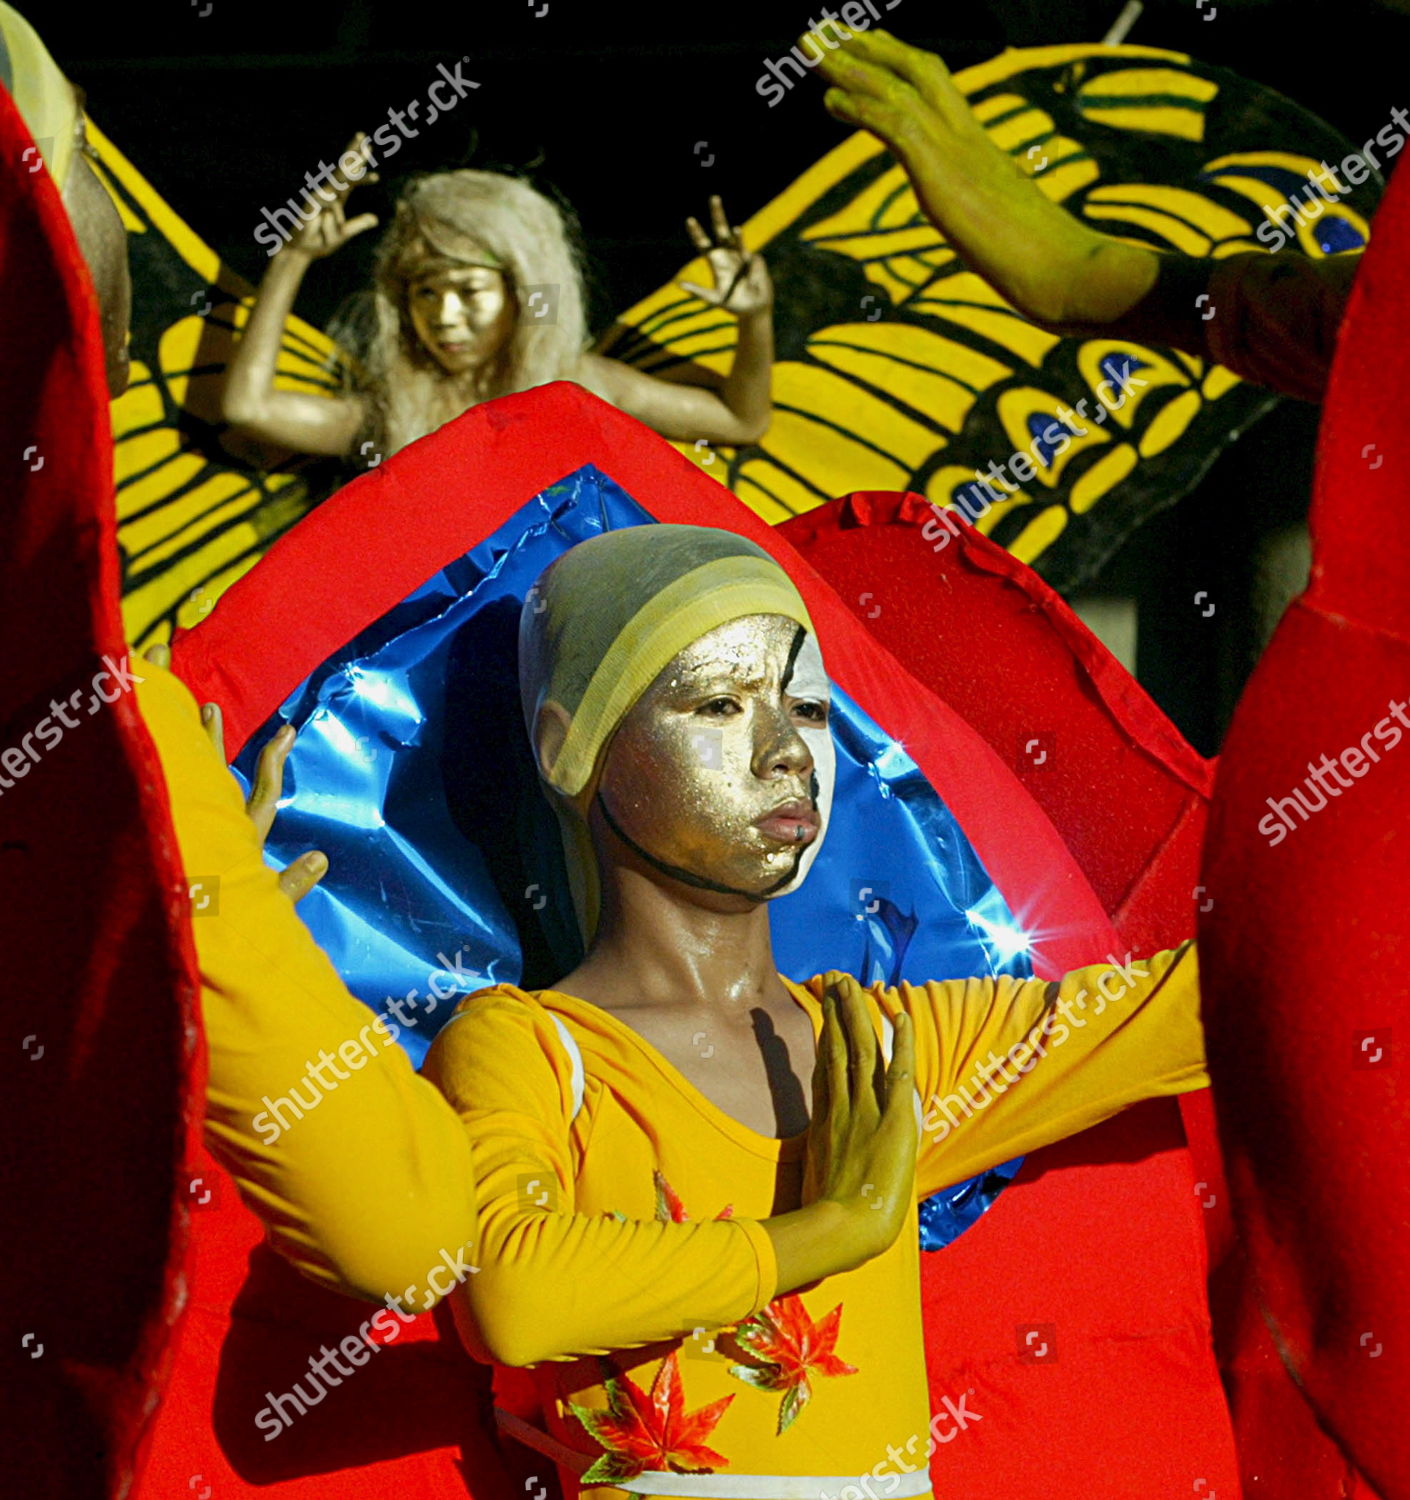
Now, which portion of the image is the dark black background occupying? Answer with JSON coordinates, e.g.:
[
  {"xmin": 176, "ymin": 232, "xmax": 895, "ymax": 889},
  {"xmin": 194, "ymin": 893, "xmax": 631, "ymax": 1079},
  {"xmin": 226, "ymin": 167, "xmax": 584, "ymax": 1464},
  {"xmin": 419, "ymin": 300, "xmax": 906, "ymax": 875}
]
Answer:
[{"xmin": 42, "ymin": 0, "xmax": 1409, "ymax": 751}]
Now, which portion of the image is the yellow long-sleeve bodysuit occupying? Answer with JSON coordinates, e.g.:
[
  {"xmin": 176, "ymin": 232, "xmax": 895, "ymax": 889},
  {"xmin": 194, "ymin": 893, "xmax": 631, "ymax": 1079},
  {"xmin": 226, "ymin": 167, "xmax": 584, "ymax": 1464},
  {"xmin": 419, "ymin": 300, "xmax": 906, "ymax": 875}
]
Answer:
[
  {"xmin": 136, "ymin": 663, "xmax": 481, "ymax": 1305},
  {"xmin": 423, "ymin": 956, "xmax": 1205, "ymax": 1500},
  {"xmin": 139, "ymin": 662, "xmax": 1206, "ymax": 1500}
]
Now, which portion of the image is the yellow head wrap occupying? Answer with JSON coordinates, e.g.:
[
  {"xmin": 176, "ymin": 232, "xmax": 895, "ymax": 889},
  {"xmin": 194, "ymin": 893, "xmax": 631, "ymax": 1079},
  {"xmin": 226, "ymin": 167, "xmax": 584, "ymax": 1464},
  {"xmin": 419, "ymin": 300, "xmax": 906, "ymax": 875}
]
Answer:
[
  {"xmin": 0, "ymin": 3, "xmax": 78, "ymax": 190},
  {"xmin": 518, "ymin": 524, "xmax": 816, "ymax": 937}
]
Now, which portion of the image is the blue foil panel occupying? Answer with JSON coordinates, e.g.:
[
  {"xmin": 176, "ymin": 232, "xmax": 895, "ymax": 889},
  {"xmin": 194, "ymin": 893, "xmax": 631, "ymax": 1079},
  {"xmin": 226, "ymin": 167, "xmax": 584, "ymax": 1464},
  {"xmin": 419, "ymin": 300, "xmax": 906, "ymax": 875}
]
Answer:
[{"xmin": 234, "ymin": 464, "xmax": 1032, "ymax": 1249}]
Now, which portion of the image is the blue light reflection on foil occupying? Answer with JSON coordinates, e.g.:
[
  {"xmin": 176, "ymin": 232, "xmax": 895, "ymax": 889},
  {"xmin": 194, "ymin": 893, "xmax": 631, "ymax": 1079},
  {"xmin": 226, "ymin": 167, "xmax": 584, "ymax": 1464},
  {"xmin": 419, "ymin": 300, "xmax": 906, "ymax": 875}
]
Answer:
[{"xmin": 235, "ymin": 464, "xmax": 1032, "ymax": 1250}]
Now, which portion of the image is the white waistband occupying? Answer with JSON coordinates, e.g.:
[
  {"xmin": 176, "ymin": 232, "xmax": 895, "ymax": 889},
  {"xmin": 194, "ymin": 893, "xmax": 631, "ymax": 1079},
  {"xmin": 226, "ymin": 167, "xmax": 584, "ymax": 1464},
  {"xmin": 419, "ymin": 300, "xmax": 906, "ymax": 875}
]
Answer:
[
  {"xmin": 612, "ymin": 1471, "xmax": 931, "ymax": 1498},
  {"xmin": 494, "ymin": 1405, "xmax": 932, "ymax": 1499}
]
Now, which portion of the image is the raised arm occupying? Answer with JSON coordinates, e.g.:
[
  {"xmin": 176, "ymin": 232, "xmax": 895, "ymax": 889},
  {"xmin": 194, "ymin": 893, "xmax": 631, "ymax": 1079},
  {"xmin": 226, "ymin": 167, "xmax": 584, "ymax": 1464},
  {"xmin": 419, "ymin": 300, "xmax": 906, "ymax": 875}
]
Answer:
[
  {"xmin": 219, "ymin": 133, "xmax": 377, "ymax": 456},
  {"xmin": 813, "ymin": 29, "xmax": 1159, "ymax": 333},
  {"xmin": 136, "ymin": 661, "xmax": 480, "ymax": 1304},
  {"xmin": 812, "ymin": 29, "xmax": 1359, "ymax": 400},
  {"xmin": 588, "ymin": 196, "xmax": 773, "ymax": 446},
  {"xmin": 813, "ymin": 944, "xmax": 1204, "ymax": 1198},
  {"xmin": 422, "ymin": 980, "xmax": 916, "ymax": 1368}
]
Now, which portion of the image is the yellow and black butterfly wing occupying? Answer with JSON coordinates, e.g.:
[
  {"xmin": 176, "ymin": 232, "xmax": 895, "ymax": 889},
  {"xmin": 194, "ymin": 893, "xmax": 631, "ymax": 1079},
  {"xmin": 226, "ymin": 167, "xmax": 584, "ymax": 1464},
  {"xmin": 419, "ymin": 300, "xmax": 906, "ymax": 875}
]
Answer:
[
  {"xmin": 599, "ymin": 43, "xmax": 1379, "ymax": 592},
  {"xmin": 89, "ymin": 118, "xmax": 353, "ymax": 649}
]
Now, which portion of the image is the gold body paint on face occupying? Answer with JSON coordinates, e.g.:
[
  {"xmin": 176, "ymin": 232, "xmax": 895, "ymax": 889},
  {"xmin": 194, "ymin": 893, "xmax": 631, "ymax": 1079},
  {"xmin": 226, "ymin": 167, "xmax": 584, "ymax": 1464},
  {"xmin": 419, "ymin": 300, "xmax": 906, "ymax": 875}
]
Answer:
[
  {"xmin": 596, "ymin": 614, "xmax": 834, "ymax": 899},
  {"xmin": 406, "ymin": 260, "xmax": 515, "ymax": 375}
]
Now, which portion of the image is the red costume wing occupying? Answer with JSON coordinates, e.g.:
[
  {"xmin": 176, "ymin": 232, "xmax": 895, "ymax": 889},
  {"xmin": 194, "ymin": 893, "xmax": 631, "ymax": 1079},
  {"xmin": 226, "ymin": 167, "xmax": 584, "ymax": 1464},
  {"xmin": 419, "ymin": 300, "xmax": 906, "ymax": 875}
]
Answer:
[
  {"xmin": 1199, "ymin": 148, "xmax": 1410, "ymax": 1498},
  {"xmin": 0, "ymin": 90, "xmax": 198, "ymax": 1500}
]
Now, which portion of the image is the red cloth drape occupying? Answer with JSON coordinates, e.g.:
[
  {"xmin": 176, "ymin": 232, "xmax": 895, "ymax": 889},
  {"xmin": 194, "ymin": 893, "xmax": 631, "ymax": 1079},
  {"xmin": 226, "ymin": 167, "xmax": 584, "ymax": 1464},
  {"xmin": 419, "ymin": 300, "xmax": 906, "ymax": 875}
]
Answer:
[
  {"xmin": 1200, "ymin": 153, "xmax": 1410, "ymax": 1496},
  {"xmin": 0, "ymin": 89, "xmax": 199, "ymax": 1499}
]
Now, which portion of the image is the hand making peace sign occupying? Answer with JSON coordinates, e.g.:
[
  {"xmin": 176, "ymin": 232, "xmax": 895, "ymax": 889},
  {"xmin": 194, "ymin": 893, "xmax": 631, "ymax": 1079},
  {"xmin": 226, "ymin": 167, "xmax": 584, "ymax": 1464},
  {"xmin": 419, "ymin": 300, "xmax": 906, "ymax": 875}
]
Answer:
[{"xmin": 679, "ymin": 194, "xmax": 773, "ymax": 318}]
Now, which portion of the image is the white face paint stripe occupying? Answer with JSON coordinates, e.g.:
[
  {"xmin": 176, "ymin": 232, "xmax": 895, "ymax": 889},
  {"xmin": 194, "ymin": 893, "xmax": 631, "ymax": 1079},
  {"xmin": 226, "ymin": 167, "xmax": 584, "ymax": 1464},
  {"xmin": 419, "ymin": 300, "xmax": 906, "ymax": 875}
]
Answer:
[
  {"xmin": 783, "ymin": 630, "xmax": 830, "ymax": 704},
  {"xmin": 777, "ymin": 632, "xmax": 833, "ymax": 897}
]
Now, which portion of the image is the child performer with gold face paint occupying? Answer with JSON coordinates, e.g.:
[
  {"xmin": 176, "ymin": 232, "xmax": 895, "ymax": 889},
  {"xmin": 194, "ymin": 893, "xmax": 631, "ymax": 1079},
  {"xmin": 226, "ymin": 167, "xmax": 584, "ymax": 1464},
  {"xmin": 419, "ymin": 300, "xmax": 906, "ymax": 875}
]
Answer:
[
  {"xmin": 221, "ymin": 146, "xmax": 773, "ymax": 464},
  {"xmin": 138, "ymin": 517, "xmax": 1202, "ymax": 1497},
  {"xmin": 418, "ymin": 523, "xmax": 1206, "ymax": 1500},
  {"xmin": 0, "ymin": 9, "xmax": 1203, "ymax": 1487}
]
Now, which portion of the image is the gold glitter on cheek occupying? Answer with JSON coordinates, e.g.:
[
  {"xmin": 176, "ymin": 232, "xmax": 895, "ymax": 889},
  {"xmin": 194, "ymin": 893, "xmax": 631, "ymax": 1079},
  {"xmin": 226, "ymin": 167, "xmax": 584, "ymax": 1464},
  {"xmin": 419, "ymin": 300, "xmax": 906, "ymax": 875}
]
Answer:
[
  {"xmin": 627, "ymin": 705, "xmax": 757, "ymax": 866},
  {"xmin": 598, "ymin": 616, "xmax": 816, "ymax": 889}
]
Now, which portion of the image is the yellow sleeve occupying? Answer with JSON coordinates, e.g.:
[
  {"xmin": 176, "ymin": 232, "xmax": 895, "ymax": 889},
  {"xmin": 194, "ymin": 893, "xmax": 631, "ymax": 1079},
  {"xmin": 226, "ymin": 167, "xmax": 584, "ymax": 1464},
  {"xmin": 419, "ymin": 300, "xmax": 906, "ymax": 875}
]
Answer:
[
  {"xmin": 422, "ymin": 993, "xmax": 778, "ymax": 1368},
  {"xmin": 137, "ymin": 663, "xmax": 479, "ymax": 1306},
  {"xmin": 881, "ymin": 943, "xmax": 1205, "ymax": 1198}
]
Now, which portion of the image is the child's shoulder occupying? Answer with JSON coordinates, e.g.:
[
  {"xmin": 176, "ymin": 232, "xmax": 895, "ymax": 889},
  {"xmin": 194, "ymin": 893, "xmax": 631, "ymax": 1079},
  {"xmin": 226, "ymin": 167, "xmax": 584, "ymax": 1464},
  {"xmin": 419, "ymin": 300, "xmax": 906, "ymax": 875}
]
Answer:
[{"xmin": 426, "ymin": 983, "xmax": 567, "ymax": 1062}]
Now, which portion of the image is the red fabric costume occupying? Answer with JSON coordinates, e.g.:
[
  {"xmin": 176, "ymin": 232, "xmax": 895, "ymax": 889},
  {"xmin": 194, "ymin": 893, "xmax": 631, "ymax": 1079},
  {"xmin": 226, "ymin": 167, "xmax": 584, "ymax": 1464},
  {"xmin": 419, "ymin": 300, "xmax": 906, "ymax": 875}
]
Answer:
[
  {"xmin": 1198, "ymin": 142, "xmax": 1410, "ymax": 1498},
  {"xmin": 0, "ymin": 87, "xmax": 199, "ymax": 1499}
]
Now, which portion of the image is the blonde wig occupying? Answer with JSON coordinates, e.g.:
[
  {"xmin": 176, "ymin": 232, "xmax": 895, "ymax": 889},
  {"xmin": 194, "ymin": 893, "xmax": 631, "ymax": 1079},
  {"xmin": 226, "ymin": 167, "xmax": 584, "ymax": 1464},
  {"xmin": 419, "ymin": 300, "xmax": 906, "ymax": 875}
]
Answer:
[{"xmin": 354, "ymin": 170, "xmax": 605, "ymax": 457}]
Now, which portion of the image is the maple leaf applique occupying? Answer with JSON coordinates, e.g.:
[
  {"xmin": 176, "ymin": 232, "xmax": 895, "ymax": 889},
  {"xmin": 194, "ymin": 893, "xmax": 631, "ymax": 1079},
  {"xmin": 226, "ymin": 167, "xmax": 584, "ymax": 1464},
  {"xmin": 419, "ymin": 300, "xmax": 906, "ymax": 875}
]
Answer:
[
  {"xmin": 722, "ymin": 1295, "xmax": 858, "ymax": 1433},
  {"xmin": 605, "ymin": 1172, "xmax": 732, "ymax": 1226},
  {"xmin": 567, "ymin": 1350, "xmax": 735, "ymax": 1485},
  {"xmin": 654, "ymin": 1168, "xmax": 733, "ymax": 1223}
]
